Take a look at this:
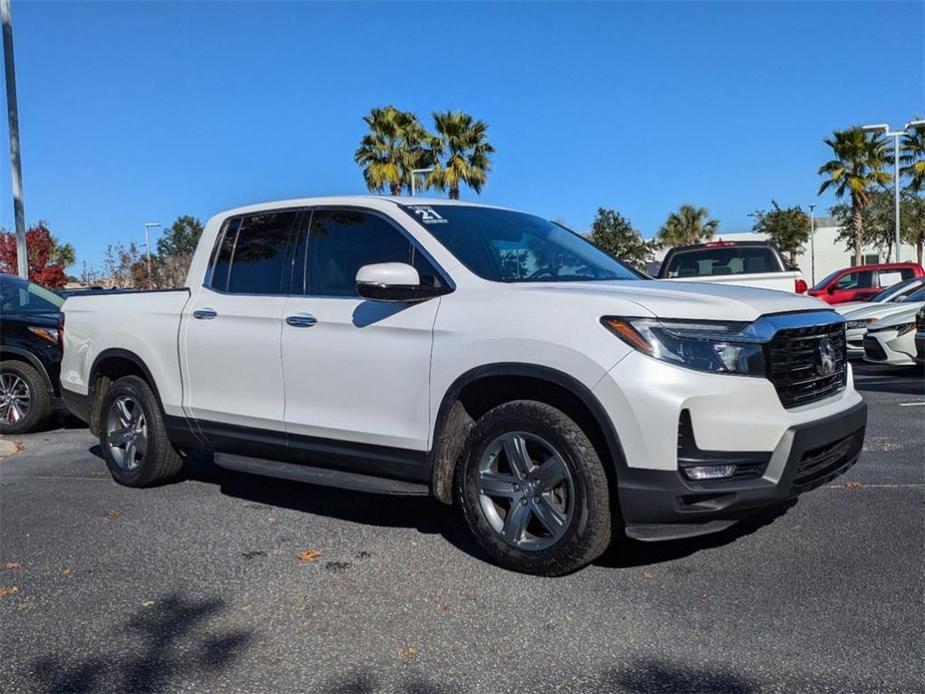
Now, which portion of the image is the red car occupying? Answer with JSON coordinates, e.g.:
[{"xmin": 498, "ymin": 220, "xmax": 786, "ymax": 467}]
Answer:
[{"xmin": 807, "ymin": 262, "xmax": 925, "ymax": 304}]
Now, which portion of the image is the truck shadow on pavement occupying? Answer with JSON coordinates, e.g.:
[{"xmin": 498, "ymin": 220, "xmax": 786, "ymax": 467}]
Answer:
[
  {"xmin": 175, "ymin": 450, "xmax": 796, "ymax": 572},
  {"xmin": 28, "ymin": 593, "xmax": 253, "ymax": 693}
]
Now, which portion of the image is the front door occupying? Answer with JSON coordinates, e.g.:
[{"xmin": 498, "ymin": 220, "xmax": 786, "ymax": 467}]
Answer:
[{"xmin": 280, "ymin": 208, "xmax": 446, "ymax": 479}]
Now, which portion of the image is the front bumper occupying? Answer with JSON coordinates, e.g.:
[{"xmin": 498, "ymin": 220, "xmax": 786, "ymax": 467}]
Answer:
[
  {"xmin": 618, "ymin": 401, "xmax": 867, "ymax": 541},
  {"xmin": 863, "ymin": 329, "xmax": 917, "ymax": 366}
]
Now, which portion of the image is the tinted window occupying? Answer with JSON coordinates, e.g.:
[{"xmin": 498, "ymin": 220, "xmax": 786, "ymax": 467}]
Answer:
[
  {"xmin": 210, "ymin": 212, "xmax": 297, "ymax": 294},
  {"xmin": 835, "ymin": 271, "xmax": 874, "ymax": 290},
  {"xmin": 302, "ymin": 210, "xmax": 440, "ymax": 297},
  {"xmin": 400, "ymin": 205, "xmax": 639, "ymax": 282},
  {"xmin": 207, "ymin": 218, "xmax": 240, "ymax": 291},
  {"xmin": 0, "ymin": 277, "xmax": 64, "ymax": 313},
  {"xmin": 662, "ymin": 246, "xmax": 778, "ymax": 278}
]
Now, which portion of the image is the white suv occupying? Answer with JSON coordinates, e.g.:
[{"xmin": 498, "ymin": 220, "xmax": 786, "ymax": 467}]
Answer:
[{"xmin": 60, "ymin": 197, "xmax": 867, "ymax": 575}]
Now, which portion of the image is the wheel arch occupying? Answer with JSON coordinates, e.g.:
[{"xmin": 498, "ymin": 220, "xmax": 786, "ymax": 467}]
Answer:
[
  {"xmin": 429, "ymin": 363, "xmax": 626, "ymax": 505},
  {"xmin": 0, "ymin": 347, "xmax": 54, "ymax": 394},
  {"xmin": 87, "ymin": 348, "xmax": 165, "ymax": 435}
]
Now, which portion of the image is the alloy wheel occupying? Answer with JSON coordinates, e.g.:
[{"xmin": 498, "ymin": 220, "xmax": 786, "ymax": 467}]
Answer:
[
  {"xmin": 0, "ymin": 372, "xmax": 31, "ymax": 424},
  {"xmin": 476, "ymin": 431, "xmax": 575, "ymax": 551},
  {"xmin": 106, "ymin": 395, "xmax": 148, "ymax": 470}
]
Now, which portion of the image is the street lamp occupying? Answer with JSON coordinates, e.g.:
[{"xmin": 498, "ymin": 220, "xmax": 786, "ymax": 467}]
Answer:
[
  {"xmin": 410, "ymin": 167, "xmax": 434, "ymax": 197},
  {"xmin": 144, "ymin": 222, "xmax": 160, "ymax": 285},
  {"xmin": 808, "ymin": 203, "xmax": 816, "ymax": 285},
  {"xmin": 862, "ymin": 120, "xmax": 925, "ymax": 262}
]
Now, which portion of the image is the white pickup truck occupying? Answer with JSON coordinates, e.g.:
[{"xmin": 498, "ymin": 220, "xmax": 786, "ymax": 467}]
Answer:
[
  {"xmin": 657, "ymin": 240, "xmax": 809, "ymax": 294},
  {"xmin": 60, "ymin": 197, "xmax": 866, "ymax": 575}
]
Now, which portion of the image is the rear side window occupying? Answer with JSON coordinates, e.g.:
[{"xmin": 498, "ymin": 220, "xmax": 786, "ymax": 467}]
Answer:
[
  {"xmin": 662, "ymin": 246, "xmax": 778, "ymax": 278},
  {"xmin": 209, "ymin": 211, "xmax": 298, "ymax": 294},
  {"xmin": 297, "ymin": 210, "xmax": 440, "ymax": 297},
  {"xmin": 878, "ymin": 270, "xmax": 903, "ymax": 287}
]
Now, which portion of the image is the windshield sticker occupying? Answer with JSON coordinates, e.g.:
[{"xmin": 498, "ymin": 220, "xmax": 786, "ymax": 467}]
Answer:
[{"xmin": 406, "ymin": 205, "xmax": 448, "ymax": 224}]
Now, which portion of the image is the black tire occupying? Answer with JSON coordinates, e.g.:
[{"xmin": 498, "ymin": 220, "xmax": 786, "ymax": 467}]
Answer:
[
  {"xmin": 99, "ymin": 375, "xmax": 183, "ymax": 487},
  {"xmin": 0, "ymin": 360, "xmax": 52, "ymax": 435},
  {"xmin": 455, "ymin": 400, "xmax": 612, "ymax": 576}
]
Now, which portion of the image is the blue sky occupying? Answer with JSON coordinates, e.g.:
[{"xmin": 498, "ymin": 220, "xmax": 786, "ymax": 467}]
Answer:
[{"xmin": 2, "ymin": 1, "xmax": 923, "ymax": 271}]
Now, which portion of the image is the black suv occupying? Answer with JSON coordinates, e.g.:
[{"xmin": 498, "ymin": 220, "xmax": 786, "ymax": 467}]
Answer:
[{"xmin": 0, "ymin": 273, "xmax": 65, "ymax": 433}]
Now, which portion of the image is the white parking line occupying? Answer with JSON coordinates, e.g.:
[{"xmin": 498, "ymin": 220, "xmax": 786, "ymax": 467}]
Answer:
[{"xmin": 899, "ymin": 402, "xmax": 925, "ymax": 407}]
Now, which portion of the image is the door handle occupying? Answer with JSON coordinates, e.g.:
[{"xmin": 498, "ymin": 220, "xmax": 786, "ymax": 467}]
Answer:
[
  {"xmin": 193, "ymin": 308, "xmax": 217, "ymax": 320},
  {"xmin": 286, "ymin": 313, "xmax": 317, "ymax": 328}
]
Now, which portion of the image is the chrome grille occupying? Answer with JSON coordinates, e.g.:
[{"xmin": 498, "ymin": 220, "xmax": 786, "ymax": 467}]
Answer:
[{"xmin": 766, "ymin": 323, "xmax": 847, "ymax": 408}]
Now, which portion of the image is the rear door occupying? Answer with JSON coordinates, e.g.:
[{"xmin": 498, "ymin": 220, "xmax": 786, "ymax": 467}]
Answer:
[
  {"xmin": 182, "ymin": 209, "xmax": 300, "ymax": 453},
  {"xmin": 829, "ymin": 270, "xmax": 875, "ymax": 303},
  {"xmin": 279, "ymin": 208, "xmax": 445, "ymax": 476}
]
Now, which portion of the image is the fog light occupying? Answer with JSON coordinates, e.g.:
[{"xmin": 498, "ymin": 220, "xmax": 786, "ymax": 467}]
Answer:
[{"xmin": 682, "ymin": 465, "xmax": 736, "ymax": 480}]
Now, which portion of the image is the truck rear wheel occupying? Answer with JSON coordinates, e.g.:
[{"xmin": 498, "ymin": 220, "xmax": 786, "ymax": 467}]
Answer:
[
  {"xmin": 99, "ymin": 375, "xmax": 183, "ymax": 487},
  {"xmin": 455, "ymin": 400, "xmax": 612, "ymax": 576}
]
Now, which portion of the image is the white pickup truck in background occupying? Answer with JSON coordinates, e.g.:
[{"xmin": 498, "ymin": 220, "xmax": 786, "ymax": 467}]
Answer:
[
  {"xmin": 656, "ymin": 240, "xmax": 809, "ymax": 295},
  {"xmin": 59, "ymin": 196, "xmax": 865, "ymax": 575}
]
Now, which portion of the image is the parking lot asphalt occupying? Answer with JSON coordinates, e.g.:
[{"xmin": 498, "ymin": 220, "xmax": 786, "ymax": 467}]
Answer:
[{"xmin": 0, "ymin": 362, "xmax": 922, "ymax": 694}]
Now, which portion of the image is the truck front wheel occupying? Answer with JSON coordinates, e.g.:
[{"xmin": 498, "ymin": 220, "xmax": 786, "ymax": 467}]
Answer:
[
  {"xmin": 99, "ymin": 375, "xmax": 183, "ymax": 487},
  {"xmin": 455, "ymin": 400, "xmax": 612, "ymax": 575}
]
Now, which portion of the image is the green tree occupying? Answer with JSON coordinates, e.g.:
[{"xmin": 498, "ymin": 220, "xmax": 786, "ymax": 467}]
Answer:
[
  {"xmin": 587, "ymin": 208, "xmax": 655, "ymax": 272},
  {"xmin": 901, "ymin": 120, "xmax": 925, "ymax": 193},
  {"xmin": 750, "ymin": 201, "xmax": 810, "ymax": 267},
  {"xmin": 830, "ymin": 188, "xmax": 918, "ymax": 262},
  {"xmin": 156, "ymin": 215, "xmax": 203, "ymax": 258},
  {"xmin": 354, "ymin": 106, "xmax": 430, "ymax": 196},
  {"xmin": 902, "ymin": 192, "xmax": 925, "ymax": 265},
  {"xmin": 818, "ymin": 127, "xmax": 890, "ymax": 265},
  {"xmin": 656, "ymin": 204, "xmax": 718, "ymax": 247},
  {"xmin": 427, "ymin": 110, "xmax": 495, "ymax": 199}
]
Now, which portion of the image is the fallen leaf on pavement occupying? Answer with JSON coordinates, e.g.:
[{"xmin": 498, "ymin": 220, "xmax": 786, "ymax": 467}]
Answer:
[
  {"xmin": 0, "ymin": 586, "xmax": 19, "ymax": 598},
  {"xmin": 298, "ymin": 550, "xmax": 322, "ymax": 562},
  {"xmin": 643, "ymin": 570, "xmax": 653, "ymax": 580},
  {"xmin": 439, "ymin": 603, "xmax": 449, "ymax": 611},
  {"xmin": 399, "ymin": 647, "xmax": 417, "ymax": 657},
  {"xmin": 14, "ymin": 441, "xmax": 25, "ymax": 451},
  {"xmin": 142, "ymin": 599, "xmax": 155, "ymax": 607},
  {"xmin": 105, "ymin": 508, "xmax": 122, "ymax": 518},
  {"xmin": 62, "ymin": 568, "xmax": 73, "ymax": 577},
  {"xmin": 18, "ymin": 601, "xmax": 29, "ymax": 610},
  {"xmin": 843, "ymin": 481, "xmax": 863, "ymax": 489},
  {"xmin": 5, "ymin": 561, "xmax": 22, "ymax": 569}
]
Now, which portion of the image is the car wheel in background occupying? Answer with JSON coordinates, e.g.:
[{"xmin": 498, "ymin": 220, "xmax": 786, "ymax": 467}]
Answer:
[
  {"xmin": 0, "ymin": 360, "xmax": 51, "ymax": 435},
  {"xmin": 99, "ymin": 375, "xmax": 183, "ymax": 487},
  {"xmin": 455, "ymin": 400, "xmax": 612, "ymax": 576}
]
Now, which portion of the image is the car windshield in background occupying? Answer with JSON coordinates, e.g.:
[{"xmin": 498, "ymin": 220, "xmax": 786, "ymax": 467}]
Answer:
[
  {"xmin": 871, "ymin": 277, "xmax": 921, "ymax": 302},
  {"xmin": 399, "ymin": 204, "xmax": 641, "ymax": 283},
  {"xmin": 0, "ymin": 276, "xmax": 64, "ymax": 313},
  {"xmin": 663, "ymin": 246, "xmax": 778, "ymax": 278}
]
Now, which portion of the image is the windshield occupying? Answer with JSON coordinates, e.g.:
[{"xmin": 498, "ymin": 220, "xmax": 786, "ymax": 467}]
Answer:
[
  {"xmin": 904, "ymin": 287, "xmax": 925, "ymax": 302},
  {"xmin": 399, "ymin": 205, "xmax": 641, "ymax": 283},
  {"xmin": 661, "ymin": 246, "xmax": 779, "ymax": 278},
  {"xmin": 812, "ymin": 269, "xmax": 843, "ymax": 291},
  {"xmin": 0, "ymin": 276, "xmax": 65, "ymax": 313},
  {"xmin": 872, "ymin": 277, "xmax": 923, "ymax": 302}
]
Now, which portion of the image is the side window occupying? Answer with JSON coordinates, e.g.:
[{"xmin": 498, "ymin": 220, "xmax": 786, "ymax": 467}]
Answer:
[
  {"xmin": 856, "ymin": 271, "xmax": 874, "ymax": 289},
  {"xmin": 302, "ymin": 210, "xmax": 440, "ymax": 297},
  {"xmin": 878, "ymin": 271, "xmax": 903, "ymax": 287},
  {"xmin": 835, "ymin": 272, "xmax": 858, "ymax": 289},
  {"xmin": 209, "ymin": 211, "xmax": 298, "ymax": 294},
  {"xmin": 900, "ymin": 268, "xmax": 915, "ymax": 280}
]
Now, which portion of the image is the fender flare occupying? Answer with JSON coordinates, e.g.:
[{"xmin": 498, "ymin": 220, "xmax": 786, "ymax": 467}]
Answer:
[{"xmin": 429, "ymin": 362, "xmax": 628, "ymax": 500}]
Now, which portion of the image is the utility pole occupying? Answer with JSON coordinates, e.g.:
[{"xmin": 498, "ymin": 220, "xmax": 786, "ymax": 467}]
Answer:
[
  {"xmin": 144, "ymin": 222, "xmax": 160, "ymax": 286},
  {"xmin": 808, "ymin": 203, "xmax": 816, "ymax": 285},
  {"xmin": 1, "ymin": 0, "xmax": 27, "ymax": 278},
  {"xmin": 410, "ymin": 167, "xmax": 434, "ymax": 197}
]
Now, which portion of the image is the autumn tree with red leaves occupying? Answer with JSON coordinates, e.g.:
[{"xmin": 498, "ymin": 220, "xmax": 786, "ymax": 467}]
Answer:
[{"xmin": 0, "ymin": 222, "xmax": 73, "ymax": 289}]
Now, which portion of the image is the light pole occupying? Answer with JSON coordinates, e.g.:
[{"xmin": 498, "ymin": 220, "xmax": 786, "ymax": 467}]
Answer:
[
  {"xmin": 410, "ymin": 167, "xmax": 434, "ymax": 197},
  {"xmin": 862, "ymin": 120, "xmax": 925, "ymax": 262},
  {"xmin": 1, "ymin": 0, "xmax": 27, "ymax": 279},
  {"xmin": 808, "ymin": 203, "xmax": 816, "ymax": 285},
  {"xmin": 144, "ymin": 222, "xmax": 160, "ymax": 285}
]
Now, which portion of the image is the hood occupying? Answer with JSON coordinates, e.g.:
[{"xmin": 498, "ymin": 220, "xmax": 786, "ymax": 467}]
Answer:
[
  {"xmin": 869, "ymin": 303, "xmax": 924, "ymax": 329},
  {"xmin": 842, "ymin": 301, "xmax": 924, "ymax": 323},
  {"xmin": 516, "ymin": 279, "xmax": 830, "ymax": 322},
  {"xmin": 833, "ymin": 301, "xmax": 871, "ymax": 315}
]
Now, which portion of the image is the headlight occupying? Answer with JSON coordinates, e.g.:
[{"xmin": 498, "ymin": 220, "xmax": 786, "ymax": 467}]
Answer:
[
  {"xmin": 27, "ymin": 326, "xmax": 58, "ymax": 345},
  {"xmin": 601, "ymin": 317, "xmax": 766, "ymax": 376},
  {"xmin": 896, "ymin": 322, "xmax": 915, "ymax": 336},
  {"xmin": 847, "ymin": 319, "xmax": 875, "ymax": 329}
]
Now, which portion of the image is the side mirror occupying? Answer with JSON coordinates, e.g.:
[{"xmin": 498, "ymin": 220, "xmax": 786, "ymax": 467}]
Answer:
[
  {"xmin": 827, "ymin": 285, "xmax": 837, "ymax": 294},
  {"xmin": 356, "ymin": 262, "xmax": 446, "ymax": 302}
]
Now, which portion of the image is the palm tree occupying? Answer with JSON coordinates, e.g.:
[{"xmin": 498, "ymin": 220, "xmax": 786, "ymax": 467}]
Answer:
[
  {"xmin": 656, "ymin": 205, "xmax": 719, "ymax": 247},
  {"xmin": 901, "ymin": 120, "xmax": 925, "ymax": 193},
  {"xmin": 818, "ymin": 127, "xmax": 890, "ymax": 265},
  {"xmin": 354, "ymin": 106, "xmax": 430, "ymax": 196},
  {"xmin": 427, "ymin": 110, "xmax": 495, "ymax": 199}
]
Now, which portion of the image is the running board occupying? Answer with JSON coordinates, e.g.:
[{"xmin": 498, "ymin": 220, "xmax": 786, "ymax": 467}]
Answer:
[{"xmin": 213, "ymin": 453, "xmax": 430, "ymax": 496}]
